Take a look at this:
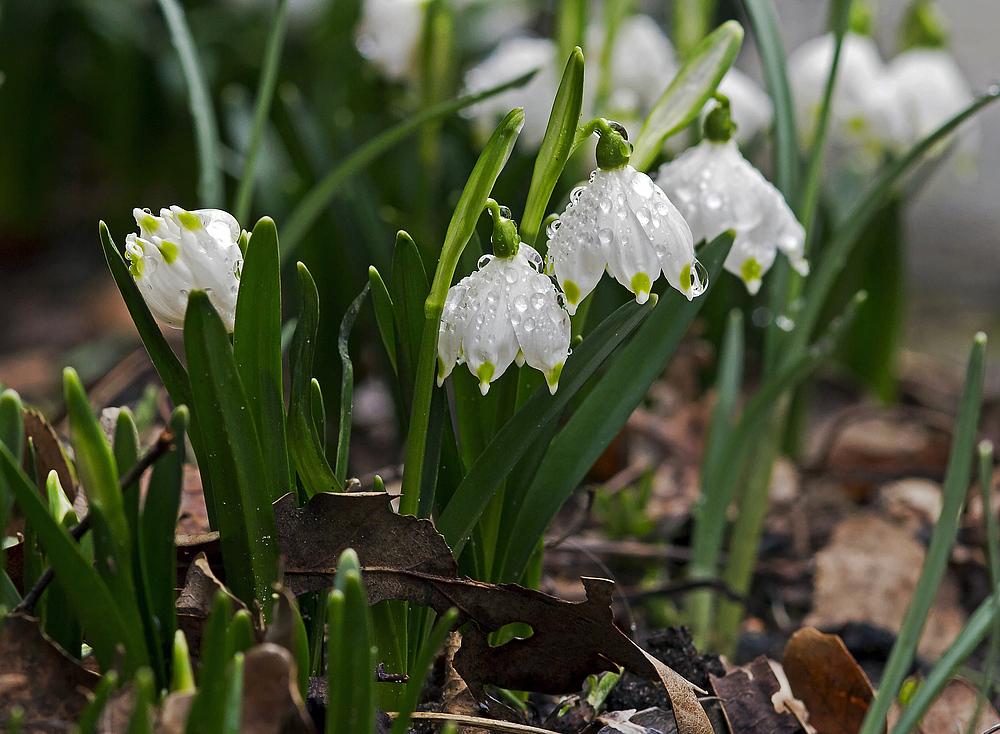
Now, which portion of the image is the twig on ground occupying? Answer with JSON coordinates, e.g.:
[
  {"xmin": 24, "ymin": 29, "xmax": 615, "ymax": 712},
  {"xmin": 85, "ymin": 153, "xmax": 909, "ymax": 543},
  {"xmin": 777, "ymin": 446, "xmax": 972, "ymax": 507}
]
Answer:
[{"xmin": 390, "ymin": 712, "xmax": 559, "ymax": 734}]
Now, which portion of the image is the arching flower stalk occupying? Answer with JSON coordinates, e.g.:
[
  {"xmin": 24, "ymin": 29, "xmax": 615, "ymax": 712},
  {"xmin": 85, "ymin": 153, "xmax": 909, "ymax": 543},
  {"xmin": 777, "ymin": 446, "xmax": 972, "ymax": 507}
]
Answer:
[
  {"xmin": 657, "ymin": 96, "xmax": 807, "ymax": 295},
  {"xmin": 125, "ymin": 206, "xmax": 245, "ymax": 332},
  {"xmin": 438, "ymin": 200, "xmax": 571, "ymax": 395},
  {"xmin": 545, "ymin": 119, "xmax": 702, "ymax": 313}
]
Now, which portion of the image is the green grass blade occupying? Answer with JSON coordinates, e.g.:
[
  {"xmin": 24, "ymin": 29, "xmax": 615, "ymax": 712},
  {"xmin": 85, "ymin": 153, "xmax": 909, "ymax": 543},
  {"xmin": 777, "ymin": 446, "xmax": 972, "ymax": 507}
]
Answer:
[
  {"xmin": 337, "ymin": 285, "xmax": 370, "ymax": 485},
  {"xmin": 390, "ymin": 231, "xmax": 430, "ymax": 386},
  {"xmin": 521, "ymin": 46, "xmax": 585, "ymax": 246},
  {"xmin": 400, "ymin": 108, "xmax": 524, "ymax": 518},
  {"xmin": 969, "ymin": 440, "xmax": 1000, "ymax": 734},
  {"xmin": 141, "ymin": 406, "xmax": 188, "ymax": 671},
  {"xmin": 497, "ymin": 233, "xmax": 733, "ymax": 581},
  {"xmin": 436, "ymin": 296, "xmax": 655, "ymax": 553},
  {"xmin": 234, "ymin": 217, "xmax": 292, "ymax": 502},
  {"xmin": 555, "ymin": 0, "xmax": 587, "ymax": 67},
  {"xmin": 99, "ymin": 222, "xmax": 217, "ymax": 528},
  {"xmin": 688, "ymin": 309, "xmax": 744, "ymax": 644},
  {"xmin": 186, "ymin": 592, "xmax": 233, "ymax": 734},
  {"xmin": 327, "ymin": 565, "xmax": 376, "ymax": 734},
  {"xmin": 0, "ymin": 389, "xmax": 25, "ymax": 538},
  {"xmin": 280, "ymin": 72, "xmax": 537, "ymax": 260},
  {"xmin": 740, "ymin": 0, "xmax": 798, "ymax": 196},
  {"xmin": 221, "ymin": 652, "xmax": 245, "ymax": 734},
  {"xmin": 184, "ymin": 291, "xmax": 280, "ymax": 613},
  {"xmin": 155, "ymin": 0, "xmax": 223, "ymax": 208},
  {"xmin": 0, "ymin": 444, "xmax": 142, "ymax": 673},
  {"xmin": 389, "ymin": 608, "xmax": 459, "ymax": 734},
  {"xmin": 234, "ymin": 0, "xmax": 291, "ymax": 223},
  {"xmin": 369, "ymin": 267, "xmax": 398, "ymax": 374},
  {"xmin": 791, "ymin": 87, "xmax": 1000, "ymax": 359},
  {"xmin": 859, "ymin": 333, "xmax": 987, "ymax": 734},
  {"xmin": 171, "ymin": 629, "xmax": 195, "ymax": 693},
  {"xmin": 890, "ymin": 592, "xmax": 999, "ymax": 734},
  {"xmin": 288, "ymin": 263, "xmax": 341, "ymax": 497},
  {"xmin": 630, "ymin": 21, "xmax": 743, "ymax": 172},
  {"xmin": 226, "ymin": 609, "xmax": 256, "ymax": 658}
]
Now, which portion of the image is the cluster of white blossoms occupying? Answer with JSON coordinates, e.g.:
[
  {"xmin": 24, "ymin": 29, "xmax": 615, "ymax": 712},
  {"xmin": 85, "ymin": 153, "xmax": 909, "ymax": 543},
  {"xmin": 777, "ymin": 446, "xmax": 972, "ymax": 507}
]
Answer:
[
  {"xmin": 438, "ymin": 201, "xmax": 570, "ymax": 394},
  {"xmin": 125, "ymin": 207, "xmax": 245, "ymax": 332},
  {"xmin": 788, "ymin": 6, "xmax": 976, "ymax": 173},
  {"xmin": 657, "ymin": 99, "xmax": 807, "ymax": 295}
]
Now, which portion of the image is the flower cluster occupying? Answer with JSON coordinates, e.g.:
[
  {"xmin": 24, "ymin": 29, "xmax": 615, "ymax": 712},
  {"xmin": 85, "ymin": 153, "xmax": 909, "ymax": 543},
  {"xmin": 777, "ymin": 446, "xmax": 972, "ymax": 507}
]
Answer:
[
  {"xmin": 125, "ymin": 206, "xmax": 245, "ymax": 332},
  {"xmin": 438, "ymin": 202, "xmax": 571, "ymax": 394}
]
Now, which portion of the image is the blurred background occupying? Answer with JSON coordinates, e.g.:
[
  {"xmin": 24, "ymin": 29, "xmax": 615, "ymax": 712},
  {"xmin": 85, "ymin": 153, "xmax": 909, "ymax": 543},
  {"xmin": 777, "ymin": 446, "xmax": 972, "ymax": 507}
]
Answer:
[{"xmin": 0, "ymin": 0, "xmax": 996, "ymax": 417}]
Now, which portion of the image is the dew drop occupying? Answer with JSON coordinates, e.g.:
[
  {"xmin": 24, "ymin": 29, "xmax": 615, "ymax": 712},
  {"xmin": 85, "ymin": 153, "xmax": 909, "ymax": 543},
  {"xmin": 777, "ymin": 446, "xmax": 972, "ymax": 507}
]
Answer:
[
  {"xmin": 636, "ymin": 207, "xmax": 650, "ymax": 226},
  {"xmin": 689, "ymin": 260, "xmax": 710, "ymax": 297},
  {"xmin": 523, "ymin": 317, "xmax": 535, "ymax": 332},
  {"xmin": 530, "ymin": 292, "xmax": 545, "ymax": 310},
  {"xmin": 499, "ymin": 205, "xmax": 512, "ymax": 220},
  {"xmin": 598, "ymin": 228, "xmax": 613, "ymax": 246},
  {"xmin": 599, "ymin": 198, "xmax": 612, "ymax": 214},
  {"xmin": 570, "ymin": 186, "xmax": 586, "ymax": 203},
  {"xmin": 513, "ymin": 294, "xmax": 529, "ymax": 312},
  {"xmin": 505, "ymin": 268, "xmax": 518, "ymax": 284},
  {"xmin": 705, "ymin": 193, "xmax": 723, "ymax": 210}
]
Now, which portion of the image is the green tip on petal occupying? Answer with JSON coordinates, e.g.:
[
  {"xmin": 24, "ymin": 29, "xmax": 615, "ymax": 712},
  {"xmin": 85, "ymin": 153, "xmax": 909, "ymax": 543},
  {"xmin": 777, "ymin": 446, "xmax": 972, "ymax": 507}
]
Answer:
[
  {"xmin": 129, "ymin": 255, "xmax": 143, "ymax": 279},
  {"xmin": 140, "ymin": 215, "xmax": 159, "ymax": 232},
  {"xmin": 177, "ymin": 210, "xmax": 202, "ymax": 231},
  {"xmin": 563, "ymin": 280, "xmax": 580, "ymax": 306},
  {"xmin": 546, "ymin": 362, "xmax": 564, "ymax": 394},
  {"xmin": 157, "ymin": 239, "xmax": 179, "ymax": 264},
  {"xmin": 680, "ymin": 264, "xmax": 692, "ymax": 292},
  {"xmin": 741, "ymin": 257, "xmax": 762, "ymax": 285},
  {"xmin": 476, "ymin": 362, "xmax": 495, "ymax": 395},
  {"xmin": 630, "ymin": 272, "xmax": 651, "ymax": 302},
  {"xmin": 437, "ymin": 356, "xmax": 447, "ymax": 386}
]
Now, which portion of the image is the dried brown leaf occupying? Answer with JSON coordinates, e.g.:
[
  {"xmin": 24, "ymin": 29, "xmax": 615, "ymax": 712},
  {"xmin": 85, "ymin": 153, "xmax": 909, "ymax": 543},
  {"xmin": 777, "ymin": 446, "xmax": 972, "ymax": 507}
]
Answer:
[
  {"xmin": 176, "ymin": 553, "xmax": 248, "ymax": 658},
  {"xmin": 917, "ymin": 678, "xmax": 1000, "ymax": 734},
  {"xmin": 781, "ymin": 627, "xmax": 874, "ymax": 734},
  {"xmin": 711, "ymin": 657, "xmax": 807, "ymax": 734},
  {"xmin": 241, "ymin": 643, "xmax": 315, "ymax": 734},
  {"xmin": 0, "ymin": 613, "xmax": 98, "ymax": 731},
  {"xmin": 22, "ymin": 408, "xmax": 75, "ymax": 498}
]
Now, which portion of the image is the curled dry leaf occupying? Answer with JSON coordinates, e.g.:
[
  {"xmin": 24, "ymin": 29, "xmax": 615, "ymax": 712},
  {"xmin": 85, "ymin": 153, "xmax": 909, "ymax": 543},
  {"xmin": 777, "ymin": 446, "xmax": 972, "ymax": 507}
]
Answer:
[
  {"xmin": 711, "ymin": 657, "xmax": 807, "ymax": 734},
  {"xmin": 241, "ymin": 644, "xmax": 316, "ymax": 734},
  {"xmin": 276, "ymin": 492, "xmax": 712, "ymax": 734},
  {"xmin": 22, "ymin": 408, "xmax": 75, "ymax": 498},
  {"xmin": 912, "ymin": 677, "xmax": 1000, "ymax": 734},
  {"xmin": 0, "ymin": 613, "xmax": 98, "ymax": 730},
  {"xmin": 780, "ymin": 627, "xmax": 874, "ymax": 734},
  {"xmin": 176, "ymin": 553, "xmax": 249, "ymax": 657}
]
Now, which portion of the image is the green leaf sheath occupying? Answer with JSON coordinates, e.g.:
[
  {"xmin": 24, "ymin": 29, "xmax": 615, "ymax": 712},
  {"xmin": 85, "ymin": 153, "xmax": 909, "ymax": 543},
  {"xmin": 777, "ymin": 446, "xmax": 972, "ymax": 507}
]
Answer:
[
  {"xmin": 235, "ymin": 217, "xmax": 293, "ymax": 502},
  {"xmin": 280, "ymin": 72, "xmax": 537, "ymax": 260},
  {"xmin": 234, "ymin": 0, "xmax": 292, "ymax": 223},
  {"xmin": 399, "ymin": 108, "xmax": 525, "ymax": 518},
  {"xmin": 155, "ymin": 0, "xmax": 223, "ymax": 209},
  {"xmin": 288, "ymin": 263, "xmax": 341, "ymax": 497},
  {"xmin": 100, "ymin": 222, "xmax": 218, "ymax": 528},
  {"xmin": 337, "ymin": 284, "xmax": 371, "ymax": 485},
  {"xmin": 860, "ymin": 334, "xmax": 987, "ymax": 734},
  {"xmin": 521, "ymin": 47, "xmax": 585, "ymax": 246},
  {"xmin": 630, "ymin": 21, "xmax": 744, "ymax": 172},
  {"xmin": 496, "ymin": 233, "xmax": 734, "ymax": 582},
  {"xmin": 184, "ymin": 292, "xmax": 280, "ymax": 614}
]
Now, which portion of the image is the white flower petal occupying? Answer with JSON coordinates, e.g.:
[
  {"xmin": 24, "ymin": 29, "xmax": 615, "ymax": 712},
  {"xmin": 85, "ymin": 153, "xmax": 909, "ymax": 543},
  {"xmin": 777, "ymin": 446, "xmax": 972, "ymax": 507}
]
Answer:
[
  {"xmin": 599, "ymin": 169, "xmax": 664, "ymax": 303},
  {"xmin": 509, "ymin": 250, "xmax": 570, "ymax": 393},
  {"xmin": 437, "ymin": 279, "xmax": 471, "ymax": 385},
  {"xmin": 546, "ymin": 180, "xmax": 609, "ymax": 313},
  {"xmin": 355, "ymin": 0, "xmax": 426, "ymax": 81},
  {"xmin": 460, "ymin": 260, "xmax": 519, "ymax": 394}
]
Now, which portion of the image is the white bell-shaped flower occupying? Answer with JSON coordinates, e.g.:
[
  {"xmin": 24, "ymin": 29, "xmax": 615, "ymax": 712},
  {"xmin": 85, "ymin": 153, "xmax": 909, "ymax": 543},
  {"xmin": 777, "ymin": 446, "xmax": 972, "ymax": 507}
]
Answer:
[
  {"xmin": 355, "ymin": 0, "xmax": 427, "ymax": 81},
  {"xmin": 125, "ymin": 206, "xmax": 244, "ymax": 332},
  {"xmin": 657, "ymin": 98, "xmax": 806, "ymax": 295},
  {"xmin": 462, "ymin": 36, "xmax": 560, "ymax": 148},
  {"xmin": 546, "ymin": 122, "xmax": 701, "ymax": 313},
  {"xmin": 438, "ymin": 204, "xmax": 571, "ymax": 395},
  {"xmin": 788, "ymin": 32, "xmax": 910, "ymax": 169}
]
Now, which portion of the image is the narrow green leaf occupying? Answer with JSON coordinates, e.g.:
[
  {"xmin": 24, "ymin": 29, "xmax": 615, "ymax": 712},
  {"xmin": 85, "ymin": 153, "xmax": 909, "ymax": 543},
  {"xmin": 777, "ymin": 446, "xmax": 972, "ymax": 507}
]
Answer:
[
  {"xmin": 630, "ymin": 22, "xmax": 744, "ymax": 172},
  {"xmin": 521, "ymin": 47, "xmax": 585, "ymax": 246},
  {"xmin": 99, "ymin": 222, "xmax": 217, "ymax": 528},
  {"xmin": 400, "ymin": 108, "xmax": 525, "ymax": 518},
  {"xmin": 78, "ymin": 672, "xmax": 118, "ymax": 734},
  {"xmin": 326, "ymin": 589, "xmax": 346, "ymax": 734},
  {"xmin": 155, "ymin": 0, "xmax": 223, "ymax": 208},
  {"xmin": 311, "ymin": 378, "xmax": 327, "ymax": 445},
  {"xmin": 221, "ymin": 653, "xmax": 245, "ymax": 734},
  {"xmin": 0, "ymin": 389, "xmax": 24, "ymax": 536},
  {"xmin": 0, "ymin": 444, "xmax": 142, "ymax": 673},
  {"xmin": 327, "ymin": 565, "xmax": 376, "ymax": 734},
  {"xmin": 64, "ymin": 369, "xmax": 150, "ymax": 672},
  {"xmin": 970, "ymin": 440, "xmax": 1000, "ymax": 734},
  {"xmin": 171, "ymin": 629, "xmax": 195, "ymax": 693},
  {"xmin": 280, "ymin": 72, "xmax": 536, "ymax": 260},
  {"xmin": 226, "ymin": 609, "xmax": 256, "ymax": 659},
  {"xmin": 337, "ymin": 285, "xmax": 370, "ymax": 484},
  {"xmin": 288, "ymin": 264, "xmax": 341, "ymax": 497},
  {"xmin": 184, "ymin": 291, "xmax": 280, "ymax": 612},
  {"xmin": 42, "ymin": 471, "xmax": 83, "ymax": 657},
  {"xmin": 436, "ymin": 296, "xmax": 656, "ymax": 553},
  {"xmin": 555, "ymin": 0, "xmax": 587, "ymax": 67},
  {"xmin": 790, "ymin": 88, "xmax": 1000, "ymax": 360},
  {"xmin": 234, "ymin": 216, "xmax": 293, "ymax": 502},
  {"xmin": 390, "ymin": 231, "xmax": 430, "ymax": 383},
  {"xmin": 368, "ymin": 267, "xmax": 398, "ymax": 374},
  {"xmin": 234, "ymin": 0, "xmax": 291, "ymax": 222},
  {"xmin": 389, "ymin": 608, "xmax": 459, "ymax": 734},
  {"xmin": 142, "ymin": 406, "xmax": 187, "ymax": 672},
  {"xmin": 860, "ymin": 333, "xmax": 987, "ymax": 734},
  {"xmin": 498, "ymin": 233, "xmax": 733, "ymax": 581},
  {"xmin": 740, "ymin": 0, "xmax": 798, "ymax": 196},
  {"xmin": 186, "ymin": 592, "xmax": 233, "ymax": 734}
]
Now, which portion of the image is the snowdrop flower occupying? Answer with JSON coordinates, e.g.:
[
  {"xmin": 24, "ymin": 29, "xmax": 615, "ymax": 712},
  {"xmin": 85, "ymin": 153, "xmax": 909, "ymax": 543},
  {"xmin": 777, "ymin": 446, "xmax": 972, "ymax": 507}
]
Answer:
[
  {"xmin": 657, "ymin": 97, "xmax": 807, "ymax": 295},
  {"xmin": 438, "ymin": 201, "xmax": 570, "ymax": 395},
  {"xmin": 125, "ymin": 207, "xmax": 244, "ymax": 332},
  {"xmin": 546, "ymin": 120, "xmax": 701, "ymax": 313},
  {"xmin": 355, "ymin": 0, "xmax": 426, "ymax": 81},
  {"xmin": 788, "ymin": 32, "xmax": 910, "ymax": 169},
  {"xmin": 462, "ymin": 37, "xmax": 560, "ymax": 147}
]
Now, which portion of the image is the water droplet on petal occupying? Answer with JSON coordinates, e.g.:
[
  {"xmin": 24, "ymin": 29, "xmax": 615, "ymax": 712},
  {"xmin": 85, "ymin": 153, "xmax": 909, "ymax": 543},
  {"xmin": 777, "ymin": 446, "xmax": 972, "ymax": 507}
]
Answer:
[
  {"xmin": 523, "ymin": 317, "xmax": 535, "ymax": 332},
  {"xmin": 530, "ymin": 293, "xmax": 545, "ymax": 310},
  {"xmin": 499, "ymin": 205, "xmax": 512, "ymax": 220},
  {"xmin": 514, "ymin": 294, "xmax": 529, "ymax": 313},
  {"xmin": 690, "ymin": 260, "xmax": 710, "ymax": 297}
]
